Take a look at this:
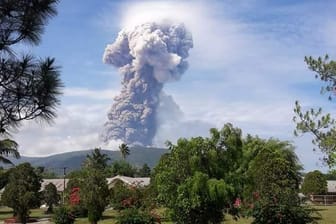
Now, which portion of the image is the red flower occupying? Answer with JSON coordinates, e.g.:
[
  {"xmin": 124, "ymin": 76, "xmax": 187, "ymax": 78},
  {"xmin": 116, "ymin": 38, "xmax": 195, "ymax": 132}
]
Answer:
[
  {"xmin": 70, "ymin": 187, "xmax": 80, "ymax": 205},
  {"xmin": 234, "ymin": 198, "xmax": 241, "ymax": 208}
]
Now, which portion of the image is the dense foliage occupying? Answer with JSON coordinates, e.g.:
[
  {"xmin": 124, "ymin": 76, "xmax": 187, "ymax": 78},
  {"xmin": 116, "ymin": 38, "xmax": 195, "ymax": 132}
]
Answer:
[
  {"xmin": 0, "ymin": 0, "xmax": 62, "ymax": 164},
  {"xmin": 153, "ymin": 123, "xmax": 243, "ymax": 224},
  {"xmin": 110, "ymin": 180, "xmax": 146, "ymax": 210},
  {"xmin": 108, "ymin": 160, "xmax": 137, "ymax": 177},
  {"xmin": 242, "ymin": 138, "xmax": 316, "ymax": 224},
  {"xmin": 0, "ymin": 0, "xmax": 62, "ymax": 134},
  {"xmin": 43, "ymin": 183, "xmax": 60, "ymax": 213},
  {"xmin": 84, "ymin": 148, "xmax": 110, "ymax": 171},
  {"xmin": 325, "ymin": 169, "xmax": 336, "ymax": 180},
  {"xmin": 53, "ymin": 206, "xmax": 75, "ymax": 224},
  {"xmin": 117, "ymin": 208, "xmax": 156, "ymax": 224},
  {"xmin": 138, "ymin": 163, "xmax": 151, "ymax": 177},
  {"xmin": 0, "ymin": 126, "xmax": 321, "ymax": 224},
  {"xmin": 80, "ymin": 149, "xmax": 110, "ymax": 224},
  {"xmin": 1, "ymin": 163, "xmax": 42, "ymax": 223},
  {"xmin": 294, "ymin": 55, "xmax": 336, "ymax": 167},
  {"xmin": 301, "ymin": 170, "xmax": 327, "ymax": 195}
]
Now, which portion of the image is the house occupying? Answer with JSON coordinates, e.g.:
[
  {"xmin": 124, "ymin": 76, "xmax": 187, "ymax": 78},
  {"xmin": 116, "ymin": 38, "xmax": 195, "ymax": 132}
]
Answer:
[
  {"xmin": 41, "ymin": 179, "xmax": 69, "ymax": 192},
  {"xmin": 327, "ymin": 180, "xmax": 336, "ymax": 193},
  {"xmin": 41, "ymin": 176, "xmax": 150, "ymax": 192},
  {"xmin": 0, "ymin": 176, "xmax": 150, "ymax": 199},
  {"xmin": 106, "ymin": 175, "xmax": 150, "ymax": 188}
]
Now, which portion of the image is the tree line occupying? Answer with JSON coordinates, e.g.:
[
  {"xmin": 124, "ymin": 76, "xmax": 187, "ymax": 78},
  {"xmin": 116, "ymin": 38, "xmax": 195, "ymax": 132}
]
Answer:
[{"xmin": 0, "ymin": 127, "xmax": 318, "ymax": 223}]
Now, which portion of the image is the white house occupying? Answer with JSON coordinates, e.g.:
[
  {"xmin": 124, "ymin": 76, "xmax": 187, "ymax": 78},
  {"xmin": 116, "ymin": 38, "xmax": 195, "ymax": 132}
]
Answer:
[
  {"xmin": 327, "ymin": 180, "xmax": 336, "ymax": 193},
  {"xmin": 41, "ymin": 179, "xmax": 69, "ymax": 192},
  {"xmin": 40, "ymin": 176, "xmax": 150, "ymax": 192},
  {"xmin": 106, "ymin": 175, "xmax": 150, "ymax": 188}
]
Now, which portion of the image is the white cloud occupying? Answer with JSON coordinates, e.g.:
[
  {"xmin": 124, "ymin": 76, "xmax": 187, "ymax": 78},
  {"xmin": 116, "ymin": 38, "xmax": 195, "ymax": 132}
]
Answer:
[{"xmin": 13, "ymin": 101, "xmax": 111, "ymax": 156}]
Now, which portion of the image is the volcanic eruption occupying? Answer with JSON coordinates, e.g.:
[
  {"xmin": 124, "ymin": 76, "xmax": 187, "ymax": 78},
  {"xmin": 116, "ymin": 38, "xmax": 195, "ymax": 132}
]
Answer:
[{"xmin": 101, "ymin": 21, "xmax": 193, "ymax": 146}]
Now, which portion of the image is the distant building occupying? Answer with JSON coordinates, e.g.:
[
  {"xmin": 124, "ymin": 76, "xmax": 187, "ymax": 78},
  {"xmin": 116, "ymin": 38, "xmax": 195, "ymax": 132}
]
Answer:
[
  {"xmin": 106, "ymin": 175, "xmax": 150, "ymax": 188},
  {"xmin": 327, "ymin": 180, "xmax": 336, "ymax": 193},
  {"xmin": 39, "ymin": 176, "xmax": 150, "ymax": 193},
  {"xmin": 41, "ymin": 179, "xmax": 69, "ymax": 192}
]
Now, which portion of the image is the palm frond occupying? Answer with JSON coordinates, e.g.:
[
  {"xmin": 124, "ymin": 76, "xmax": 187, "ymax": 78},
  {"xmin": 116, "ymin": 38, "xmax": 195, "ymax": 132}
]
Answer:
[{"xmin": 0, "ymin": 138, "xmax": 20, "ymax": 161}]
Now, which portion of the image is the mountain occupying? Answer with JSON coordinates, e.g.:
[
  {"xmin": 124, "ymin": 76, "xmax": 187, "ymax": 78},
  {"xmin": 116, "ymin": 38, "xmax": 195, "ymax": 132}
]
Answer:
[{"xmin": 9, "ymin": 146, "xmax": 168, "ymax": 175}]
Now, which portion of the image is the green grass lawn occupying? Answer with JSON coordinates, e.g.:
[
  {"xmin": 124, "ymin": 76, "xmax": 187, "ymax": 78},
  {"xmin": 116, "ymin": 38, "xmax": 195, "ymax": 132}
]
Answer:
[
  {"xmin": 0, "ymin": 206, "xmax": 52, "ymax": 221},
  {"xmin": 0, "ymin": 206, "xmax": 335, "ymax": 223}
]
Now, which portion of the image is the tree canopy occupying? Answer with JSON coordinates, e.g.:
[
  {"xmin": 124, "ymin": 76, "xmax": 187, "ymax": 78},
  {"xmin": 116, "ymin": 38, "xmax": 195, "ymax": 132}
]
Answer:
[
  {"xmin": 153, "ymin": 123, "xmax": 243, "ymax": 224},
  {"xmin": 0, "ymin": 0, "xmax": 63, "ymax": 164},
  {"xmin": 242, "ymin": 137, "xmax": 315, "ymax": 224},
  {"xmin": 43, "ymin": 182, "xmax": 60, "ymax": 213},
  {"xmin": 119, "ymin": 143, "xmax": 130, "ymax": 160},
  {"xmin": 80, "ymin": 149, "xmax": 110, "ymax": 224},
  {"xmin": 84, "ymin": 148, "xmax": 110, "ymax": 172},
  {"xmin": 294, "ymin": 55, "xmax": 336, "ymax": 167},
  {"xmin": 1, "ymin": 163, "xmax": 42, "ymax": 224},
  {"xmin": 301, "ymin": 170, "xmax": 327, "ymax": 195},
  {"xmin": 0, "ymin": 0, "xmax": 62, "ymax": 134},
  {"xmin": 108, "ymin": 160, "xmax": 137, "ymax": 177}
]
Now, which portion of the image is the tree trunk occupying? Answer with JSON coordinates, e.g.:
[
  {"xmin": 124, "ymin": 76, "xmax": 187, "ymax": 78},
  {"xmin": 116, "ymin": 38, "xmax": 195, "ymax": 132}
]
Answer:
[{"xmin": 18, "ymin": 213, "xmax": 27, "ymax": 224}]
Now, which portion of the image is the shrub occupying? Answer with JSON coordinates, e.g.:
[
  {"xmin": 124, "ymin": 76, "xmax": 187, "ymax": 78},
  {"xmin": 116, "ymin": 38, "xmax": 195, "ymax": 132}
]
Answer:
[
  {"xmin": 117, "ymin": 208, "xmax": 157, "ymax": 224},
  {"xmin": 110, "ymin": 181, "xmax": 144, "ymax": 210},
  {"xmin": 251, "ymin": 201, "xmax": 317, "ymax": 224},
  {"xmin": 53, "ymin": 206, "xmax": 75, "ymax": 224},
  {"xmin": 69, "ymin": 204, "xmax": 88, "ymax": 218}
]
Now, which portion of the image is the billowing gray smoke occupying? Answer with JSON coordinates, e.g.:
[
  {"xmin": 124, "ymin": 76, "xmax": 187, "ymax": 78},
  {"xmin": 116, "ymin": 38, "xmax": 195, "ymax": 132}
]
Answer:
[{"xmin": 101, "ymin": 22, "xmax": 193, "ymax": 146}]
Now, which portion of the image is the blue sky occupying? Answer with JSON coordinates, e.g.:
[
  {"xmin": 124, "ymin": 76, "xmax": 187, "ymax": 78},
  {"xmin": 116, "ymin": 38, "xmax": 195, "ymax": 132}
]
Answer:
[{"xmin": 13, "ymin": 0, "xmax": 336, "ymax": 172}]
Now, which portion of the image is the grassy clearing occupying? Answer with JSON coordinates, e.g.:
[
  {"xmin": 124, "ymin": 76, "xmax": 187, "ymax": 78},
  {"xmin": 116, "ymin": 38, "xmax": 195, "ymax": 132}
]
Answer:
[
  {"xmin": 0, "ymin": 206, "xmax": 51, "ymax": 221},
  {"xmin": 0, "ymin": 206, "xmax": 335, "ymax": 223},
  {"xmin": 313, "ymin": 206, "xmax": 336, "ymax": 224}
]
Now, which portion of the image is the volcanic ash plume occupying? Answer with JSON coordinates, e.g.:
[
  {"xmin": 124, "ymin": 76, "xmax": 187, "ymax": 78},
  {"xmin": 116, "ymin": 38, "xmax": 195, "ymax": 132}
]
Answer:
[{"xmin": 101, "ymin": 22, "xmax": 193, "ymax": 146}]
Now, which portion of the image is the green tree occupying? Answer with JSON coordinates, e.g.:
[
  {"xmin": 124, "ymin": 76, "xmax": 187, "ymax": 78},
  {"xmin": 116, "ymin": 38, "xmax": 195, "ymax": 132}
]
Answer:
[
  {"xmin": 325, "ymin": 169, "xmax": 336, "ymax": 180},
  {"xmin": 0, "ymin": 167, "xmax": 10, "ymax": 189},
  {"xmin": 1, "ymin": 163, "xmax": 42, "ymax": 224},
  {"xmin": 43, "ymin": 183, "xmax": 60, "ymax": 213},
  {"xmin": 0, "ymin": 0, "xmax": 63, "ymax": 164},
  {"xmin": 301, "ymin": 170, "xmax": 327, "ymax": 195},
  {"xmin": 35, "ymin": 166, "xmax": 58, "ymax": 178},
  {"xmin": 243, "ymin": 138, "xmax": 302, "ymax": 197},
  {"xmin": 119, "ymin": 143, "xmax": 130, "ymax": 160},
  {"xmin": 137, "ymin": 163, "xmax": 151, "ymax": 177},
  {"xmin": 293, "ymin": 55, "xmax": 336, "ymax": 167},
  {"xmin": 84, "ymin": 148, "xmax": 110, "ymax": 172},
  {"xmin": 153, "ymin": 123, "xmax": 243, "ymax": 224},
  {"xmin": 108, "ymin": 160, "xmax": 137, "ymax": 177},
  {"xmin": 244, "ymin": 138, "xmax": 315, "ymax": 224},
  {"xmin": 110, "ymin": 179, "xmax": 145, "ymax": 210},
  {"xmin": 65, "ymin": 169, "xmax": 88, "ymax": 217},
  {"xmin": 80, "ymin": 149, "xmax": 110, "ymax": 224}
]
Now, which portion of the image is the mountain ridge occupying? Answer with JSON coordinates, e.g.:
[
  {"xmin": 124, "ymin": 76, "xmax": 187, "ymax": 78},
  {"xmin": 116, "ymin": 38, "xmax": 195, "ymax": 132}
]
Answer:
[{"xmin": 9, "ymin": 146, "xmax": 168, "ymax": 175}]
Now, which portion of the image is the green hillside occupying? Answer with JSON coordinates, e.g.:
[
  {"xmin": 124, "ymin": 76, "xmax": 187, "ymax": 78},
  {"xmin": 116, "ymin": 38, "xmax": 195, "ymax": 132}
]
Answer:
[{"xmin": 10, "ymin": 146, "xmax": 168, "ymax": 175}]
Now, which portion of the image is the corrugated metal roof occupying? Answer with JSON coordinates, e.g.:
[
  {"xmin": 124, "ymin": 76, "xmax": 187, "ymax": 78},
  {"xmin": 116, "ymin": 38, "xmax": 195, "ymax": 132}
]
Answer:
[
  {"xmin": 41, "ymin": 176, "xmax": 150, "ymax": 192},
  {"xmin": 1, "ymin": 176, "xmax": 150, "ymax": 193},
  {"xmin": 107, "ymin": 175, "xmax": 150, "ymax": 188},
  {"xmin": 41, "ymin": 179, "xmax": 69, "ymax": 192}
]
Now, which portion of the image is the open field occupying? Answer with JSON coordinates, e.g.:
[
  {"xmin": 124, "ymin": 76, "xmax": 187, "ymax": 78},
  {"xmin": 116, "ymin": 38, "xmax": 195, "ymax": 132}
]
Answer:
[{"xmin": 0, "ymin": 206, "xmax": 335, "ymax": 223}]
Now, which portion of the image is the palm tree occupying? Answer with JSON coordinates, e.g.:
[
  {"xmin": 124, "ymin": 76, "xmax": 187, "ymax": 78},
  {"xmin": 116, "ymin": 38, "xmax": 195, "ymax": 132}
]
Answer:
[
  {"xmin": 0, "ymin": 139, "xmax": 20, "ymax": 165},
  {"xmin": 119, "ymin": 143, "xmax": 130, "ymax": 160},
  {"xmin": 85, "ymin": 148, "xmax": 110, "ymax": 170}
]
